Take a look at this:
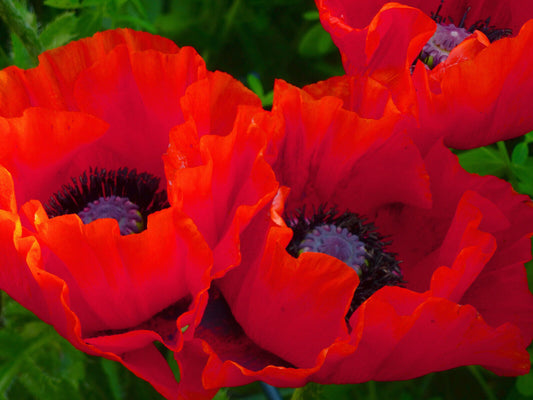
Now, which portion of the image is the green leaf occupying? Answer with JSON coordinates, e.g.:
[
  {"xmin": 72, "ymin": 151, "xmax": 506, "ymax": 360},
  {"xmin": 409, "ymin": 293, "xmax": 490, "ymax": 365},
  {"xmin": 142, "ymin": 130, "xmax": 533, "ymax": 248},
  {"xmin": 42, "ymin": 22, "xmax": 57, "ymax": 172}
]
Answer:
[
  {"xmin": 516, "ymin": 376, "xmax": 533, "ymax": 397},
  {"xmin": 298, "ymin": 23, "xmax": 335, "ymax": 57},
  {"xmin": 100, "ymin": 359, "xmax": 124, "ymax": 400},
  {"xmin": 10, "ymin": 33, "xmax": 33, "ymax": 69},
  {"xmin": 213, "ymin": 388, "xmax": 230, "ymax": 400},
  {"xmin": 165, "ymin": 348, "xmax": 181, "ymax": 383},
  {"xmin": 511, "ymin": 159, "xmax": 533, "ymax": 197},
  {"xmin": 44, "ymin": 0, "xmax": 84, "ymax": 9},
  {"xmin": 515, "ymin": 351, "xmax": 533, "ymax": 396},
  {"xmin": 291, "ymin": 382, "xmax": 323, "ymax": 400},
  {"xmin": 246, "ymin": 74, "xmax": 273, "ymax": 107},
  {"xmin": 524, "ymin": 130, "xmax": 533, "ymax": 144},
  {"xmin": 511, "ymin": 142, "xmax": 529, "ymax": 165},
  {"xmin": 262, "ymin": 91, "xmax": 274, "ymax": 108},
  {"xmin": 246, "ymin": 74, "xmax": 264, "ymax": 97},
  {"xmin": 112, "ymin": 14, "xmax": 157, "ymax": 32},
  {"xmin": 0, "ymin": 330, "xmax": 56, "ymax": 395},
  {"xmin": 303, "ymin": 10, "xmax": 320, "ymax": 21},
  {"xmin": 457, "ymin": 147, "xmax": 507, "ymax": 177},
  {"xmin": 39, "ymin": 12, "xmax": 78, "ymax": 50}
]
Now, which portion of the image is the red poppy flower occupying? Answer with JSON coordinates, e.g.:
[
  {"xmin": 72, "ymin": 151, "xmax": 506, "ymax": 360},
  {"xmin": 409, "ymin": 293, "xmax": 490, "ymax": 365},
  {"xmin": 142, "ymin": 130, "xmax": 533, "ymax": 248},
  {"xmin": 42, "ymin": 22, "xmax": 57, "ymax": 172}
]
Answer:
[
  {"xmin": 162, "ymin": 75, "xmax": 533, "ymax": 398},
  {"xmin": 315, "ymin": 0, "xmax": 533, "ymax": 152},
  {"xmin": 0, "ymin": 28, "xmax": 271, "ymax": 400},
  {"xmin": 264, "ymin": 80, "xmax": 533, "ymax": 380}
]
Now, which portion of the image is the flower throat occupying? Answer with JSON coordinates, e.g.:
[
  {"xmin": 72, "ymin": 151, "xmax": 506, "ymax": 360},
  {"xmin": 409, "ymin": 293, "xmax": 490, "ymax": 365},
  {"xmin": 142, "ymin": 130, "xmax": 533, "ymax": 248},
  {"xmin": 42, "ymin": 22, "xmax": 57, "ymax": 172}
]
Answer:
[
  {"xmin": 285, "ymin": 206, "xmax": 404, "ymax": 318},
  {"xmin": 45, "ymin": 167, "xmax": 169, "ymax": 235},
  {"xmin": 419, "ymin": 0, "xmax": 512, "ymax": 68}
]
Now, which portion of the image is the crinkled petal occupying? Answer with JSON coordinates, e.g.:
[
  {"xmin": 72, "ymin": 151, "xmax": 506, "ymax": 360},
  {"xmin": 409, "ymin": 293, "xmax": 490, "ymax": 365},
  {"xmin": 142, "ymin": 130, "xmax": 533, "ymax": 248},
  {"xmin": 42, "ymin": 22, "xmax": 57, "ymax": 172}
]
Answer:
[
  {"xmin": 180, "ymin": 71, "xmax": 262, "ymax": 138},
  {"xmin": 316, "ymin": 289, "xmax": 530, "ymax": 383},
  {"xmin": 267, "ymin": 79, "xmax": 431, "ymax": 215},
  {"xmin": 18, "ymin": 200, "xmax": 212, "ymax": 338},
  {"xmin": 0, "ymin": 29, "xmax": 180, "ymax": 118},
  {"xmin": 217, "ymin": 225, "xmax": 356, "ymax": 368},
  {"xmin": 165, "ymin": 106, "xmax": 278, "ymax": 277},
  {"xmin": 376, "ymin": 142, "xmax": 533, "ymax": 343},
  {"xmin": 317, "ymin": 1, "xmax": 434, "ymax": 99}
]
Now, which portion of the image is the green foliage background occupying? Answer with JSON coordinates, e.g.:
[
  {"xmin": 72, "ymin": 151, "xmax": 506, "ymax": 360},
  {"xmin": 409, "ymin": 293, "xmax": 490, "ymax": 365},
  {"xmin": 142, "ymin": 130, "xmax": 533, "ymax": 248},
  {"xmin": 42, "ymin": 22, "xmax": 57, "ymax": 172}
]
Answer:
[{"xmin": 0, "ymin": 0, "xmax": 532, "ymax": 399}]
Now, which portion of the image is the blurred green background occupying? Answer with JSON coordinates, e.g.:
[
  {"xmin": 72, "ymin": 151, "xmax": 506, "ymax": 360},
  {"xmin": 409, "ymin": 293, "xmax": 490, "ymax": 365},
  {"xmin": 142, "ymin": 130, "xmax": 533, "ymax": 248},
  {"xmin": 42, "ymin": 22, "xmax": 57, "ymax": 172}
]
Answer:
[{"xmin": 0, "ymin": 0, "xmax": 532, "ymax": 399}]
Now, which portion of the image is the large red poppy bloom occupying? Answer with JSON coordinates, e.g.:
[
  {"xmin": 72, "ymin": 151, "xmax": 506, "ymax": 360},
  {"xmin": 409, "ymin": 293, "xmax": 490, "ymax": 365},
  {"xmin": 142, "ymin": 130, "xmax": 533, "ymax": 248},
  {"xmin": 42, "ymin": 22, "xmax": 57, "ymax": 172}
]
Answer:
[
  {"xmin": 315, "ymin": 0, "xmax": 533, "ymax": 152},
  {"xmin": 250, "ymin": 79, "xmax": 533, "ymax": 382},
  {"xmin": 0, "ymin": 29, "xmax": 273, "ymax": 400},
  {"xmin": 162, "ymin": 76, "xmax": 533, "ymax": 398}
]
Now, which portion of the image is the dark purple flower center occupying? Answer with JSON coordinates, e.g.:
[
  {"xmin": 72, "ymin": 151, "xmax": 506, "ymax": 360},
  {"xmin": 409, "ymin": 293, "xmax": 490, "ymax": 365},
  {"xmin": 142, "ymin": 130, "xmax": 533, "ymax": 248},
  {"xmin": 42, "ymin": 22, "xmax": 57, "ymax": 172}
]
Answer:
[
  {"xmin": 298, "ymin": 224, "xmax": 367, "ymax": 275},
  {"xmin": 78, "ymin": 195, "xmax": 144, "ymax": 235},
  {"xmin": 285, "ymin": 206, "xmax": 404, "ymax": 318},
  {"xmin": 420, "ymin": 24, "xmax": 471, "ymax": 68},
  {"xmin": 419, "ymin": 1, "xmax": 512, "ymax": 69},
  {"xmin": 45, "ymin": 167, "xmax": 169, "ymax": 235}
]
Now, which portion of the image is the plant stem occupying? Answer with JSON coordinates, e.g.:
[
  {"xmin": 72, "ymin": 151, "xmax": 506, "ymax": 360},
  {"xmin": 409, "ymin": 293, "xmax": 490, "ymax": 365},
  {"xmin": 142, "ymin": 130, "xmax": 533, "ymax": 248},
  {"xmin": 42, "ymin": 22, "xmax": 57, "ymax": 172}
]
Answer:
[
  {"xmin": 260, "ymin": 382, "xmax": 283, "ymax": 400},
  {"xmin": 368, "ymin": 381, "xmax": 378, "ymax": 400},
  {"xmin": 467, "ymin": 366, "xmax": 498, "ymax": 400},
  {"xmin": 0, "ymin": 292, "xmax": 4, "ymax": 329},
  {"xmin": 0, "ymin": 0, "xmax": 42, "ymax": 65},
  {"xmin": 497, "ymin": 141, "xmax": 511, "ymax": 171},
  {"xmin": 290, "ymin": 382, "xmax": 323, "ymax": 400}
]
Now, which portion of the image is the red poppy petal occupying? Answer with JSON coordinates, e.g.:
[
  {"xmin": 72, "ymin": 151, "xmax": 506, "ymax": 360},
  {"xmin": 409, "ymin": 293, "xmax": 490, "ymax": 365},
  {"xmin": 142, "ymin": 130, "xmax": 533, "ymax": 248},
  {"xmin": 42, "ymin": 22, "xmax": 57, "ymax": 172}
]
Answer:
[
  {"xmin": 376, "ymin": 142, "xmax": 533, "ymax": 344},
  {"xmin": 218, "ymin": 225, "xmax": 356, "ymax": 368},
  {"xmin": 7, "ymin": 108, "xmax": 108, "ymax": 168},
  {"xmin": 182, "ymin": 331, "xmax": 324, "ymax": 389},
  {"xmin": 426, "ymin": 144, "xmax": 533, "ymax": 340},
  {"xmin": 317, "ymin": 1, "xmax": 434, "ymax": 95},
  {"xmin": 0, "ymin": 29, "xmax": 179, "ymax": 118},
  {"xmin": 174, "ymin": 341, "xmax": 219, "ymax": 399},
  {"xmin": 303, "ymin": 75, "xmax": 403, "ymax": 119},
  {"xmin": 268, "ymin": 80, "xmax": 431, "ymax": 215},
  {"xmin": 462, "ymin": 254, "xmax": 533, "ymax": 344},
  {"xmin": 0, "ymin": 170, "xmax": 52, "ymax": 326},
  {"xmin": 118, "ymin": 345, "xmax": 181, "ymax": 400},
  {"xmin": 19, "ymin": 201, "xmax": 212, "ymax": 336},
  {"xmin": 316, "ymin": 288, "xmax": 529, "ymax": 383},
  {"xmin": 371, "ymin": 291, "xmax": 530, "ymax": 378},
  {"xmin": 130, "ymin": 47, "xmax": 207, "ymax": 127},
  {"xmin": 442, "ymin": 30, "xmax": 490, "ymax": 66},
  {"xmin": 0, "ymin": 166, "xmax": 17, "ymax": 213},
  {"xmin": 180, "ymin": 71, "xmax": 262, "ymax": 138},
  {"xmin": 0, "ymin": 108, "xmax": 109, "ymax": 206},
  {"xmin": 165, "ymin": 107, "xmax": 278, "ymax": 277},
  {"xmin": 428, "ymin": 191, "xmax": 497, "ymax": 302},
  {"xmin": 72, "ymin": 45, "xmax": 197, "ymax": 178}
]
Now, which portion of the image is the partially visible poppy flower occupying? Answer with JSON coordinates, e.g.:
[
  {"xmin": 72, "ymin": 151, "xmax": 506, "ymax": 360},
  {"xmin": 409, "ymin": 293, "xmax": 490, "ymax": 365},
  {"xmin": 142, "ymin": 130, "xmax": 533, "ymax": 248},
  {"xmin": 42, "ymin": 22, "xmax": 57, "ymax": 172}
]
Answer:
[
  {"xmin": 0, "ymin": 28, "xmax": 270, "ymax": 400},
  {"xmin": 315, "ymin": 0, "xmax": 533, "ymax": 151}
]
